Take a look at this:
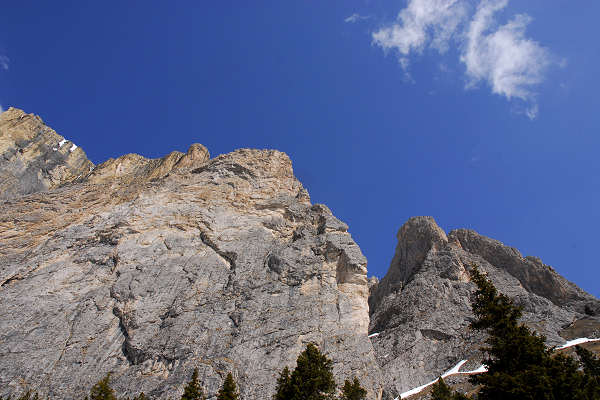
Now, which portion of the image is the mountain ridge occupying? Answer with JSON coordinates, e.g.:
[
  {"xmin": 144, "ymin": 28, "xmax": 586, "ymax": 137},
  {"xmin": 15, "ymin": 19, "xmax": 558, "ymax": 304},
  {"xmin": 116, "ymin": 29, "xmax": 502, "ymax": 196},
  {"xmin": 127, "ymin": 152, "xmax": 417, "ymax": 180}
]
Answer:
[{"xmin": 1, "ymin": 108, "xmax": 598, "ymax": 399}]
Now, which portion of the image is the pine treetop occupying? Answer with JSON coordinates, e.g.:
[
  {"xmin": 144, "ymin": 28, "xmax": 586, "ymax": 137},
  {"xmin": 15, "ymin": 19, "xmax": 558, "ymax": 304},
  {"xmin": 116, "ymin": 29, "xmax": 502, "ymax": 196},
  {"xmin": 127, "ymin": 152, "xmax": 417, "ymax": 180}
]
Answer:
[
  {"xmin": 339, "ymin": 377, "xmax": 366, "ymax": 400},
  {"xmin": 273, "ymin": 343, "xmax": 336, "ymax": 400},
  {"xmin": 89, "ymin": 373, "xmax": 117, "ymax": 400},
  {"xmin": 431, "ymin": 377, "xmax": 452, "ymax": 400},
  {"xmin": 217, "ymin": 373, "xmax": 239, "ymax": 400},
  {"xmin": 181, "ymin": 368, "xmax": 204, "ymax": 400}
]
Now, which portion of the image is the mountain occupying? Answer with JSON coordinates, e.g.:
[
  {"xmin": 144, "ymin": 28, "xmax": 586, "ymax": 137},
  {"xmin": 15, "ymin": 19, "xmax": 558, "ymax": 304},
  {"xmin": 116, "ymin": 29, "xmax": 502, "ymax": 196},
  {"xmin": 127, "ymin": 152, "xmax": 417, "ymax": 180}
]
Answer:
[
  {"xmin": 368, "ymin": 216, "xmax": 600, "ymax": 399},
  {"xmin": 0, "ymin": 107, "xmax": 93, "ymax": 200},
  {"xmin": 1, "ymin": 108, "xmax": 598, "ymax": 399},
  {"xmin": 0, "ymin": 108, "xmax": 381, "ymax": 399}
]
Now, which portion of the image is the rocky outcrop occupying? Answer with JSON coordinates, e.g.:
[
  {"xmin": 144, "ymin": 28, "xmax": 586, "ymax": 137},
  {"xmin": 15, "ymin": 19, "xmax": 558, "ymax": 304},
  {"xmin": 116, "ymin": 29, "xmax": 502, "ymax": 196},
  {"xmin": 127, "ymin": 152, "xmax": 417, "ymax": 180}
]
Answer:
[
  {"xmin": 86, "ymin": 143, "xmax": 210, "ymax": 185},
  {"xmin": 0, "ymin": 109, "xmax": 382, "ymax": 399},
  {"xmin": 368, "ymin": 217, "xmax": 600, "ymax": 399},
  {"xmin": 0, "ymin": 107, "xmax": 93, "ymax": 200}
]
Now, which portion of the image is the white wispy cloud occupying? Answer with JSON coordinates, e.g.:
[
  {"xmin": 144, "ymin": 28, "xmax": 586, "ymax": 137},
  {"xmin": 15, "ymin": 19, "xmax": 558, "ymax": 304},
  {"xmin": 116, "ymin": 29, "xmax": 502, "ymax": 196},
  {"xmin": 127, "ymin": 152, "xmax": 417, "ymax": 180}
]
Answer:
[
  {"xmin": 0, "ymin": 54, "xmax": 7, "ymax": 113},
  {"xmin": 372, "ymin": 0, "xmax": 554, "ymax": 118},
  {"xmin": 345, "ymin": 13, "xmax": 370, "ymax": 23},
  {"xmin": 0, "ymin": 55, "xmax": 9, "ymax": 71},
  {"xmin": 372, "ymin": 0, "xmax": 468, "ymax": 55},
  {"xmin": 462, "ymin": 0, "xmax": 551, "ymax": 105}
]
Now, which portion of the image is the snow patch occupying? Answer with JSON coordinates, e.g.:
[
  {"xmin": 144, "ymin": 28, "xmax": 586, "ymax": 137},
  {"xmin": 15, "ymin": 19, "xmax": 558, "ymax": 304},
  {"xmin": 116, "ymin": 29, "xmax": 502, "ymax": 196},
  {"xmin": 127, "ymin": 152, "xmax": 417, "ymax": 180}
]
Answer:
[
  {"xmin": 400, "ymin": 360, "xmax": 467, "ymax": 398},
  {"xmin": 69, "ymin": 144, "xmax": 78, "ymax": 152},
  {"xmin": 462, "ymin": 365, "xmax": 488, "ymax": 374},
  {"xmin": 369, "ymin": 332, "xmax": 380, "ymax": 338},
  {"xmin": 442, "ymin": 360, "xmax": 468, "ymax": 378},
  {"xmin": 58, "ymin": 139, "xmax": 67, "ymax": 147},
  {"xmin": 557, "ymin": 337, "xmax": 600, "ymax": 350},
  {"xmin": 398, "ymin": 337, "xmax": 599, "ymax": 398},
  {"xmin": 398, "ymin": 336, "xmax": 599, "ymax": 398}
]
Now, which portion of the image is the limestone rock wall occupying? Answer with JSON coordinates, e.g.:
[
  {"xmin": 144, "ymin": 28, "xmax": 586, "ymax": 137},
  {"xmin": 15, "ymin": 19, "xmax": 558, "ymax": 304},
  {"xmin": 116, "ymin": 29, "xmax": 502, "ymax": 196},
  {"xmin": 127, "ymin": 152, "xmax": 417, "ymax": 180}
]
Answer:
[{"xmin": 0, "ymin": 109, "xmax": 382, "ymax": 399}]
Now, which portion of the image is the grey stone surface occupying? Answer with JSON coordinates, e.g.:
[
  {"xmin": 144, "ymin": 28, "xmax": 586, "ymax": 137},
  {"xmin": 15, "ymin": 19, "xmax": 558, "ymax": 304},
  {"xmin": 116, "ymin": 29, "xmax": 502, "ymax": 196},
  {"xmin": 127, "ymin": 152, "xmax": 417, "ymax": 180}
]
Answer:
[
  {"xmin": 0, "ymin": 107, "xmax": 94, "ymax": 200},
  {"xmin": 0, "ymin": 110, "xmax": 382, "ymax": 399},
  {"xmin": 368, "ymin": 216, "xmax": 600, "ymax": 399}
]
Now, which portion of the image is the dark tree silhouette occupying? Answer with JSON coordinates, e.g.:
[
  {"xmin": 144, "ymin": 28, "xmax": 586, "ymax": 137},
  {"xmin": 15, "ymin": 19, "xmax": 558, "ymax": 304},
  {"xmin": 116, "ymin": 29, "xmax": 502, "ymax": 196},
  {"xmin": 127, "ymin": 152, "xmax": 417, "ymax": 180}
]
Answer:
[
  {"xmin": 181, "ymin": 368, "xmax": 204, "ymax": 400},
  {"xmin": 273, "ymin": 343, "xmax": 336, "ymax": 400},
  {"xmin": 217, "ymin": 373, "xmax": 239, "ymax": 400}
]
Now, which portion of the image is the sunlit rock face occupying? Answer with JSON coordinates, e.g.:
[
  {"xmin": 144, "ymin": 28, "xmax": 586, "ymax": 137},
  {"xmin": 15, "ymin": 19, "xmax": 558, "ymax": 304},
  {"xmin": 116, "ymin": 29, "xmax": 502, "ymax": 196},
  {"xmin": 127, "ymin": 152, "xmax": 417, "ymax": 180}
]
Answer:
[
  {"xmin": 0, "ymin": 107, "xmax": 93, "ymax": 200},
  {"xmin": 368, "ymin": 216, "xmax": 600, "ymax": 399},
  {"xmin": 0, "ymin": 109, "xmax": 382, "ymax": 399}
]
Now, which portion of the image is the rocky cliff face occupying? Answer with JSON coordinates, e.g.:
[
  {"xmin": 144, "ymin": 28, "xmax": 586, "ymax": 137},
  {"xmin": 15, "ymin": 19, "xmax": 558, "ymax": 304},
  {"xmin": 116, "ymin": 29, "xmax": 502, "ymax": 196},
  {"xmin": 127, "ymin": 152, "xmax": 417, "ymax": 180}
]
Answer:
[
  {"xmin": 0, "ymin": 108, "xmax": 93, "ymax": 200},
  {"xmin": 2, "ymin": 108, "xmax": 599, "ymax": 400},
  {"xmin": 0, "ymin": 109, "xmax": 381, "ymax": 399},
  {"xmin": 368, "ymin": 216, "xmax": 600, "ymax": 399}
]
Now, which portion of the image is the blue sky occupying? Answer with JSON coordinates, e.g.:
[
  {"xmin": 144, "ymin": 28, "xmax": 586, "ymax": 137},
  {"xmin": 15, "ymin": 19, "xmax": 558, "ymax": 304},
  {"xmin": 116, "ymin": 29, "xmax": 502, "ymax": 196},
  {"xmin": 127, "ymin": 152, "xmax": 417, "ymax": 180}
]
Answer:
[{"xmin": 1, "ymin": 1, "xmax": 599, "ymax": 296}]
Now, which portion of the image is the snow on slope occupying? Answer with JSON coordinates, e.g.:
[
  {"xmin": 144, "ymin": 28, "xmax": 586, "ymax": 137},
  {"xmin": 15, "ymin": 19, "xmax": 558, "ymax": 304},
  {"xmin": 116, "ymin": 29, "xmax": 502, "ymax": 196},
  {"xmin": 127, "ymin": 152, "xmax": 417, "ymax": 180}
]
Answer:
[
  {"xmin": 557, "ymin": 337, "xmax": 600, "ymax": 349},
  {"xmin": 397, "ymin": 336, "xmax": 598, "ymax": 399},
  {"xmin": 398, "ymin": 360, "xmax": 483, "ymax": 399}
]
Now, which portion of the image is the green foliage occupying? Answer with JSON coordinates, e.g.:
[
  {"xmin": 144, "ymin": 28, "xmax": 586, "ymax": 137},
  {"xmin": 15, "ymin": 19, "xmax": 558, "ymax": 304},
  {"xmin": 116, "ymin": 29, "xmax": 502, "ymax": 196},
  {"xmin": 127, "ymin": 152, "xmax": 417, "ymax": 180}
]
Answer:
[
  {"xmin": 468, "ymin": 265, "xmax": 599, "ymax": 400},
  {"xmin": 576, "ymin": 346, "xmax": 600, "ymax": 399},
  {"xmin": 338, "ymin": 377, "xmax": 366, "ymax": 400},
  {"xmin": 89, "ymin": 374, "xmax": 117, "ymax": 400},
  {"xmin": 431, "ymin": 377, "xmax": 452, "ymax": 400},
  {"xmin": 217, "ymin": 373, "xmax": 238, "ymax": 400},
  {"xmin": 274, "ymin": 367, "xmax": 292, "ymax": 400},
  {"xmin": 273, "ymin": 343, "xmax": 337, "ymax": 400},
  {"xmin": 430, "ymin": 377, "xmax": 469, "ymax": 400},
  {"xmin": 181, "ymin": 368, "xmax": 204, "ymax": 400},
  {"xmin": 577, "ymin": 345, "xmax": 600, "ymax": 377}
]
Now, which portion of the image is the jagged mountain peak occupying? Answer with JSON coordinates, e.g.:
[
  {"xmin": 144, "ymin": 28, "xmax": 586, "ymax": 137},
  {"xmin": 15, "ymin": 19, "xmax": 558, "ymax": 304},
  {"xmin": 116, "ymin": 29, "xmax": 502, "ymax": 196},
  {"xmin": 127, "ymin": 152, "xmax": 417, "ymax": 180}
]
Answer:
[
  {"xmin": 0, "ymin": 107, "xmax": 93, "ymax": 200},
  {"xmin": 87, "ymin": 142, "xmax": 210, "ymax": 185},
  {"xmin": 368, "ymin": 217, "xmax": 600, "ymax": 399},
  {"xmin": 369, "ymin": 216, "xmax": 448, "ymax": 315}
]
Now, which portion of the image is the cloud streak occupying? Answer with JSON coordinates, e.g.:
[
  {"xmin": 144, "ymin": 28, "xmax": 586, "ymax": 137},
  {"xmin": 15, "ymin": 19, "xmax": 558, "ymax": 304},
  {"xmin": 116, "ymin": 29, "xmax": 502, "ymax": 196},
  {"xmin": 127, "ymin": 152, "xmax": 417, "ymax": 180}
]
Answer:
[
  {"xmin": 0, "ymin": 54, "xmax": 7, "ymax": 113},
  {"xmin": 0, "ymin": 55, "xmax": 8, "ymax": 71},
  {"xmin": 345, "ymin": 13, "xmax": 370, "ymax": 23},
  {"xmin": 372, "ymin": 0, "xmax": 554, "ymax": 118}
]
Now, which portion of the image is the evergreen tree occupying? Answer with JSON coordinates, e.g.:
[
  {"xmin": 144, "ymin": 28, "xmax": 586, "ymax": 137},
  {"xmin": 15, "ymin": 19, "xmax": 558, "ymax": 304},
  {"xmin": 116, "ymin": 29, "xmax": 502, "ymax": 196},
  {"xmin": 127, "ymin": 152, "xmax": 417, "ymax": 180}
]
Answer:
[
  {"xmin": 430, "ymin": 377, "xmax": 469, "ymax": 400},
  {"xmin": 274, "ymin": 367, "xmax": 292, "ymax": 400},
  {"xmin": 576, "ymin": 346, "xmax": 600, "ymax": 399},
  {"xmin": 468, "ymin": 265, "xmax": 589, "ymax": 399},
  {"xmin": 181, "ymin": 368, "xmax": 204, "ymax": 400},
  {"xmin": 431, "ymin": 377, "xmax": 452, "ymax": 400},
  {"xmin": 577, "ymin": 345, "xmax": 600, "ymax": 377},
  {"xmin": 273, "ymin": 343, "xmax": 336, "ymax": 400},
  {"xmin": 338, "ymin": 377, "xmax": 366, "ymax": 400},
  {"xmin": 217, "ymin": 373, "xmax": 238, "ymax": 400},
  {"xmin": 89, "ymin": 374, "xmax": 117, "ymax": 400}
]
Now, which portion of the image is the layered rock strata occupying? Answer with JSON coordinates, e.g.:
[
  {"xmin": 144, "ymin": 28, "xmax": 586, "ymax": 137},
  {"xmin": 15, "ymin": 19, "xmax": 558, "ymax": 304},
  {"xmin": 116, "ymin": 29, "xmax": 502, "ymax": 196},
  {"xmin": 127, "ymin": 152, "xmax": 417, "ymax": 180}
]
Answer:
[{"xmin": 0, "ymin": 109, "xmax": 382, "ymax": 399}]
